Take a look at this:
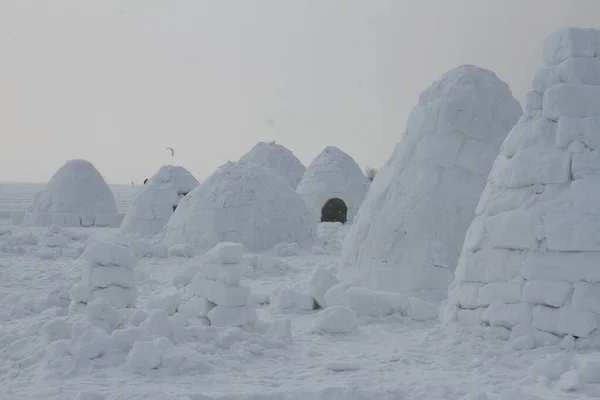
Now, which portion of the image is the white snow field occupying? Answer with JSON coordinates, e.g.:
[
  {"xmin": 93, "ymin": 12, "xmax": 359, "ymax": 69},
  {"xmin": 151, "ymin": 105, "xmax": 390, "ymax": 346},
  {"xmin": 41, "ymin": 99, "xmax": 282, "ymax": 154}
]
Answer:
[
  {"xmin": 338, "ymin": 65, "xmax": 523, "ymax": 303},
  {"xmin": 19, "ymin": 159, "xmax": 124, "ymax": 228},
  {"xmin": 238, "ymin": 141, "xmax": 306, "ymax": 189},
  {"xmin": 163, "ymin": 162, "xmax": 316, "ymax": 252},
  {"xmin": 443, "ymin": 28, "xmax": 600, "ymax": 349},
  {"xmin": 296, "ymin": 146, "xmax": 370, "ymax": 224},
  {"xmin": 120, "ymin": 166, "xmax": 199, "ymax": 236}
]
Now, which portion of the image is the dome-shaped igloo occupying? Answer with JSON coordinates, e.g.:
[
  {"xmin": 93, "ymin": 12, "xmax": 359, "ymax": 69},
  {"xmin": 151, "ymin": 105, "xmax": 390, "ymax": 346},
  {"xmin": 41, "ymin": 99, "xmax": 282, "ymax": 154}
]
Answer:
[
  {"xmin": 296, "ymin": 146, "xmax": 370, "ymax": 224},
  {"xmin": 163, "ymin": 161, "xmax": 316, "ymax": 252},
  {"xmin": 338, "ymin": 65, "xmax": 523, "ymax": 303},
  {"xmin": 23, "ymin": 159, "xmax": 123, "ymax": 227},
  {"xmin": 238, "ymin": 141, "xmax": 306, "ymax": 188},
  {"xmin": 442, "ymin": 28, "xmax": 600, "ymax": 345},
  {"xmin": 119, "ymin": 165, "xmax": 199, "ymax": 236}
]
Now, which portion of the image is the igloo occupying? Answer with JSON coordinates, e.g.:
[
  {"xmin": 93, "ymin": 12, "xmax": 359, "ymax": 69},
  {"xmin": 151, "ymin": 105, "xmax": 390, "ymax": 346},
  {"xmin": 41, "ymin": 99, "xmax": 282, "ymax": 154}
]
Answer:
[
  {"xmin": 163, "ymin": 161, "xmax": 316, "ymax": 252},
  {"xmin": 23, "ymin": 159, "xmax": 123, "ymax": 227},
  {"xmin": 296, "ymin": 146, "xmax": 370, "ymax": 224},
  {"xmin": 338, "ymin": 65, "xmax": 523, "ymax": 303},
  {"xmin": 238, "ymin": 141, "xmax": 306, "ymax": 188},
  {"xmin": 443, "ymin": 28, "xmax": 600, "ymax": 345},
  {"xmin": 119, "ymin": 165, "xmax": 199, "ymax": 236}
]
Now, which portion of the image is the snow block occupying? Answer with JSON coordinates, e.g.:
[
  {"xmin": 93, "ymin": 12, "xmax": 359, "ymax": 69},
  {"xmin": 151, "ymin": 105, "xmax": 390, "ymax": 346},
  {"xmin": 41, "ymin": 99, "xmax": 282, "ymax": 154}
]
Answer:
[
  {"xmin": 477, "ymin": 282, "xmax": 522, "ymax": 306},
  {"xmin": 522, "ymin": 279, "xmax": 572, "ymax": 308},
  {"xmin": 203, "ymin": 242, "xmax": 244, "ymax": 265},
  {"xmin": 448, "ymin": 282, "xmax": 483, "ymax": 309},
  {"xmin": 523, "ymin": 251, "xmax": 600, "ymax": 283},
  {"xmin": 191, "ymin": 277, "xmax": 250, "ymax": 307},
  {"xmin": 201, "ymin": 262, "xmax": 243, "ymax": 286},
  {"xmin": 179, "ymin": 297, "xmax": 215, "ymax": 318},
  {"xmin": 308, "ymin": 268, "xmax": 339, "ymax": 309},
  {"xmin": 455, "ymin": 249, "xmax": 524, "ymax": 283},
  {"xmin": 207, "ymin": 305, "xmax": 258, "ymax": 327},
  {"xmin": 91, "ymin": 286, "xmax": 137, "ymax": 309},
  {"xmin": 543, "ymin": 27, "xmax": 598, "ymax": 65},
  {"xmin": 83, "ymin": 241, "xmax": 137, "ymax": 268},
  {"xmin": 543, "ymin": 212, "xmax": 600, "ymax": 251},
  {"xmin": 482, "ymin": 303, "xmax": 532, "ymax": 328},
  {"xmin": 543, "ymin": 84, "xmax": 600, "ymax": 119},
  {"xmin": 485, "ymin": 211, "xmax": 540, "ymax": 250},
  {"xmin": 555, "ymin": 56, "xmax": 600, "ymax": 86},
  {"xmin": 344, "ymin": 286, "xmax": 404, "ymax": 317},
  {"xmin": 556, "ymin": 116, "xmax": 600, "ymax": 149},
  {"xmin": 572, "ymin": 282, "xmax": 600, "ymax": 314},
  {"xmin": 504, "ymin": 147, "xmax": 571, "ymax": 188},
  {"xmin": 533, "ymin": 306, "xmax": 597, "ymax": 338},
  {"xmin": 571, "ymin": 154, "xmax": 600, "ymax": 179},
  {"xmin": 90, "ymin": 266, "xmax": 136, "ymax": 289},
  {"xmin": 313, "ymin": 306, "xmax": 358, "ymax": 334}
]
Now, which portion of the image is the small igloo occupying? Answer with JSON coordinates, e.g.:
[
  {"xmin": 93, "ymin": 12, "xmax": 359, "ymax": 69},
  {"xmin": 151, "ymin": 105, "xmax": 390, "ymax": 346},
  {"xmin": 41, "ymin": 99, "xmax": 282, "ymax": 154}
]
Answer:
[
  {"xmin": 23, "ymin": 159, "xmax": 123, "ymax": 227},
  {"xmin": 296, "ymin": 146, "xmax": 370, "ymax": 224},
  {"xmin": 119, "ymin": 165, "xmax": 199, "ymax": 236},
  {"xmin": 238, "ymin": 141, "xmax": 306, "ymax": 188},
  {"xmin": 338, "ymin": 65, "xmax": 523, "ymax": 302},
  {"xmin": 163, "ymin": 161, "xmax": 316, "ymax": 252},
  {"xmin": 443, "ymin": 28, "xmax": 600, "ymax": 345}
]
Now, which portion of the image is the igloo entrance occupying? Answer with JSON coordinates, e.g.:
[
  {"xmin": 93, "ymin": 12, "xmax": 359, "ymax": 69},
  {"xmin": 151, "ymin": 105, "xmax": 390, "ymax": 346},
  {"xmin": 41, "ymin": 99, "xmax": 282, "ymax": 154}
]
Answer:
[{"xmin": 321, "ymin": 198, "xmax": 347, "ymax": 224}]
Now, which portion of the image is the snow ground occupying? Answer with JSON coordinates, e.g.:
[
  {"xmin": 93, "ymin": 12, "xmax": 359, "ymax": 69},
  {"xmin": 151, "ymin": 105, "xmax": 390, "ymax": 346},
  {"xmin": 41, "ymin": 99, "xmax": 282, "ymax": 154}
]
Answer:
[{"xmin": 1, "ymin": 184, "xmax": 600, "ymax": 400}]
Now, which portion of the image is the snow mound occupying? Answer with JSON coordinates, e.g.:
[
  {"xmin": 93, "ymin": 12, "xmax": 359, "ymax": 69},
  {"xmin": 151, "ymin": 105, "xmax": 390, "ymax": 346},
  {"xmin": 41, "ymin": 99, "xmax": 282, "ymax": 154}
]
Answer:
[
  {"xmin": 296, "ymin": 146, "xmax": 370, "ymax": 224},
  {"xmin": 163, "ymin": 162, "xmax": 316, "ymax": 252},
  {"xmin": 238, "ymin": 141, "xmax": 306, "ymax": 189},
  {"xmin": 313, "ymin": 306, "xmax": 358, "ymax": 334},
  {"xmin": 23, "ymin": 159, "xmax": 123, "ymax": 227},
  {"xmin": 443, "ymin": 28, "xmax": 600, "ymax": 346},
  {"xmin": 119, "ymin": 165, "xmax": 199, "ymax": 236},
  {"xmin": 70, "ymin": 241, "xmax": 138, "ymax": 311},
  {"xmin": 339, "ymin": 65, "xmax": 522, "ymax": 301}
]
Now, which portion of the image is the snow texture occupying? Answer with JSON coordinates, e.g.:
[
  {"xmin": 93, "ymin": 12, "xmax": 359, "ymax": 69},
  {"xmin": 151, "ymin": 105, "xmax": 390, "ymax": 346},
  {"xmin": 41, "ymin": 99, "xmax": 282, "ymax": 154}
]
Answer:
[
  {"xmin": 70, "ymin": 241, "xmax": 138, "ymax": 310},
  {"xmin": 339, "ymin": 65, "xmax": 522, "ymax": 300},
  {"xmin": 238, "ymin": 141, "xmax": 306, "ymax": 189},
  {"xmin": 296, "ymin": 146, "xmax": 370, "ymax": 223},
  {"xmin": 445, "ymin": 27, "xmax": 600, "ymax": 345},
  {"xmin": 119, "ymin": 165, "xmax": 199, "ymax": 236},
  {"xmin": 163, "ymin": 161, "xmax": 316, "ymax": 252},
  {"xmin": 23, "ymin": 159, "xmax": 123, "ymax": 227}
]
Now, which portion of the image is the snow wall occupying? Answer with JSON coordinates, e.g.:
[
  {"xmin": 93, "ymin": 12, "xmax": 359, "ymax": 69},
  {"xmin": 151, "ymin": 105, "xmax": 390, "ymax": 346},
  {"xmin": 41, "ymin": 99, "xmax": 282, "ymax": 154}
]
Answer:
[{"xmin": 338, "ymin": 65, "xmax": 523, "ymax": 303}]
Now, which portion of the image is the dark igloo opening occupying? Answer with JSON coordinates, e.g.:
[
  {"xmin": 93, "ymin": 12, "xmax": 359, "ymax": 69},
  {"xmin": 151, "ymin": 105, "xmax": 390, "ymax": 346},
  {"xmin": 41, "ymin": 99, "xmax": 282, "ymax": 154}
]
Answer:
[
  {"xmin": 321, "ymin": 198, "xmax": 348, "ymax": 224},
  {"xmin": 173, "ymin": 192, "xmax": 189, "ymax": 212}
]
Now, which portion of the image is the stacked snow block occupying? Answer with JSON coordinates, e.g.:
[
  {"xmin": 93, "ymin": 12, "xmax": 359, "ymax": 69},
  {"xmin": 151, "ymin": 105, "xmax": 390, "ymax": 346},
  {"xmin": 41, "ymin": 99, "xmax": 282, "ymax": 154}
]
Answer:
[
  {"xmin": 69, "ymin": 241, "xmax": 138, "ymax": 313},
  {"xmin": 443, "ymin": 28, "xmax": 600, "ymax": 345},
  {"xmin": 190, "ymin": 242, "xmax": 258, "ymax": 327}
]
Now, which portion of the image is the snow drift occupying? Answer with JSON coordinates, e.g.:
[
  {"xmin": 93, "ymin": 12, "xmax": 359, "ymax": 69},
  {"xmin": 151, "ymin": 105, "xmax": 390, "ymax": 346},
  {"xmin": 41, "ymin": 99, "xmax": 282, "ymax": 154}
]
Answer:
[
  {"xmin": 443, "ymin": 28, "xmax": 600, "ymax": 346},
  {"xmin": 238, "ymin": 141, "xmax": 306, "ymax": 189},
  {"xmin": 163, "ymin": 162, "xmax": 316, "ymax": 252},
  {"xmin": 23, "ymin": 159, "xmax": 123, "ymax": 227},
  {"xmin": 296, "ymin": 146, "xmax": 370, "ymax": 224},
  {"xmin": 338, "ymin": 65, "xmax": 523, "ymax": 302},
  {"xmin": 119, "ymin": 165, "xmax": 199, "ymax": 236}
]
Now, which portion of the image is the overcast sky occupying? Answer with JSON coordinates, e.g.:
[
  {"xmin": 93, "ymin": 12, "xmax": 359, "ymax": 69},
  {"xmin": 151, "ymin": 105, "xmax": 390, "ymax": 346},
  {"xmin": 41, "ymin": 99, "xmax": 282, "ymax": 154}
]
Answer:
[{"xmin": 1, "ymin": 1, "xmax": 599, "ymax": 184}]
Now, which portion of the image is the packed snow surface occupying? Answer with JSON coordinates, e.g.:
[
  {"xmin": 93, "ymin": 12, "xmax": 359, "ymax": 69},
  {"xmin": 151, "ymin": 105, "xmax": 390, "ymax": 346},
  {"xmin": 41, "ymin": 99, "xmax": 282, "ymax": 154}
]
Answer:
[
  {"xmin": 163, "ymin": 162, "xmax": 316, "ymax": 252},
  {"xmin": 22, "ymin": 159, "xmax": 123, "ymax": 228},
  {"xmin": 339, "ymin": 64, "xmax": 523, "ymax": 302},
  {"xmin": 296, "ymin": 146, "xmax": 370, "ymax": 223},
  {"xmin": 238, "ymin": 141, "xmax": 306, "ymax": 189},
  {"xmin": 119, "ymin": 165, "xmax": 199, "ymax": 236},
  {"xmin": 443, "ymin": 27, "xmax": 600, "ymax": 347}
]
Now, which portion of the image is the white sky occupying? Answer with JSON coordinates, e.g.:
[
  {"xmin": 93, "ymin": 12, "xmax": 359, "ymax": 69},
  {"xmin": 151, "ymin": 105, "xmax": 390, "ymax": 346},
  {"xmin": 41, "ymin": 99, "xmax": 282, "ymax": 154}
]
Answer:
[{"xmin": 1, "ymin": 0, "xmax": 599, "ymax": 184}]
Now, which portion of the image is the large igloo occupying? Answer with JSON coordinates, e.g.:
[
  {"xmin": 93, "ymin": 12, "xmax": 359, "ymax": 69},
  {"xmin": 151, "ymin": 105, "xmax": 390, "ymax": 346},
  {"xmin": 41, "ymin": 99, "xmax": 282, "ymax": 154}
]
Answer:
[
  {"xmin": 296, "ymin": 146, "xmax": 370, "ymax": 224},
  {"xmin": 238, "ymin": 141, "xmax": 306, "ymax": 188},
  {"xmin": 23, "ymin": 159, "xmax": 123, "ymax": 227},
  {"xmin": 163, "ymin": 161, "xmax": 316, "ymax": 252},
  {"xmin": 119, "ymin": 165, "xmax": 199, "ymax": 236},
  {"xmin": 442, "ymin": 28, "xmax": 600, "ymax": 345},
  {"xmin": 338, "ymin": 65, "xmax": 523, "ymax": 303}
]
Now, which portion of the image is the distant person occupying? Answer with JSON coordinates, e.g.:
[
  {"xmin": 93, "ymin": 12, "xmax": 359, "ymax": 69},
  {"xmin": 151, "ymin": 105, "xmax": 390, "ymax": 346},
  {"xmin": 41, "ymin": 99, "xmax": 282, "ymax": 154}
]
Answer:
[{"xmin": 143, "ymin": 178, "xmax": 148, "ymax": 185}]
